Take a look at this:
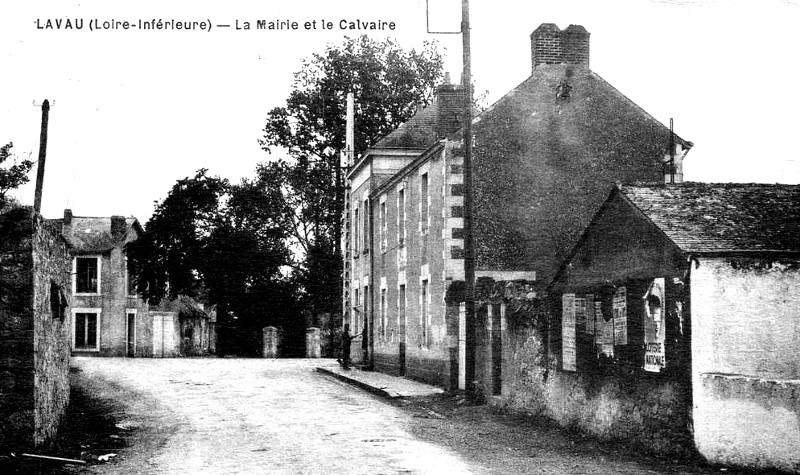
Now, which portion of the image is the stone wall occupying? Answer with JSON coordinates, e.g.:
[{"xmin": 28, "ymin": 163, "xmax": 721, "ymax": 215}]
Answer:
[
  {"xmin": 32, "ymin": 217, "xmax": 71, "ymax": 445},
  {"xmin": 0, "ymin": 208, "xmax": 71, "ymax": 449},
  {"xmin": 0, "ymin": 207, "xmax": 36, "ymax": 449},
  {"xmin": 487, "ymin": 301, "xmax": 693, "ymax": 456},
  {"xmin": 370, "ymin": 145, "xmax": 454, "ymax": 388},
  {"xmin": 691, "ymin": 257, "xmax": 800, "ymax": 471}
]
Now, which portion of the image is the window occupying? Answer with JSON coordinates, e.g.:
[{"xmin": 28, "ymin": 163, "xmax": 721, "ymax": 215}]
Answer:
[
  {"xmin": 75, "ymin": 256, "xmax": 100, "ymax": 294},
  {"xmin": 50, "ymin": 280, "xmax": 67, "ymax": 320},
  {"xmin": 398, "ymin": 188, "xmax": 406, "ymax": 245},
  {"xmin": 353, "ymin": 287, "xmax": 360, "ymax": 330},
  {"xmin": 363, "ymin": 199, "xmax": 369, "ymax": 253},
  {"xmin": 362, "ymin": 284, "xmax": 369, "ymax": 334},
  {"xmin": 353, "ymin": 206, "xmax": 360, "ymax": 255},
  {"xmin": 421, "ymin": 172, "xmax": 429, "ymax": 234},
  {"xmin": 380, "ymin": 288, "xmax": 387, "ymax": 340},
  {"xmin": 126, "ymin": 257, "xmax": 136, "ymax": 296},
  {"xmin": 399, "ymin": 284, "xmax": 406, "ymax": 328},
  {"xmin": 421, "ymin": 279, "xmax": 429, "ymax": 347},
  {"xmin": 379, "ymin": 199, "xmax": 387, "ymax": 252},
  {"xmin": 73, "ymin": 310, "xmax": 100, "ymax": 351}
]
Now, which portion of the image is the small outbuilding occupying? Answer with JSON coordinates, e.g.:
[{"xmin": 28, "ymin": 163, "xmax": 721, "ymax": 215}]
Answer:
[
  {"xmin": 553, "ymin": 182, "xmax": 800, "ymax": 472},
  {"xmin": 149, "ymin": 295, "xmax": 213, "ymax": 357}
]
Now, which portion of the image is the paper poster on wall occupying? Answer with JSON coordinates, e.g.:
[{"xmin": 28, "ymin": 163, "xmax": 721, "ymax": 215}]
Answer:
[
  {"xmin": 613, "ymin": 286, "xmax": 627, "ymax": 345},
  {"xmin": 562, "ymin": 293, "xmax": 576, "ymax": 371},
  {"xmin": 596, "ymin": 300, "xmax": 614, "ymax": 357},
  {"xmin": 574, "ymin": 297, "xmax": 587, "ymax": 329},
  {"xmin": 643, "ymin": 278, "xmax": 666, "ymax": 372},
  {"xmin": 584, "ymin": 295, "xmax": 594, "ymax": 334}
]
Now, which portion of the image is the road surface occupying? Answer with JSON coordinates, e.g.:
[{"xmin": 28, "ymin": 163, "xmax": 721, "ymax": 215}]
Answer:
[{"xmin": 69, "ymin": 357, "xmax": 742, "ymax": 475}]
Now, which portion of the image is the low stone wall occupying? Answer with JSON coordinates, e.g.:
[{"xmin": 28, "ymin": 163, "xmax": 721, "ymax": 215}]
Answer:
[
  {"xmin": 695, "ymin": 374, "xmax": 800, "ymax": 472},
  {"xmin": 491, "ymin": 321, "xmax": 693, "ymax": 455}
]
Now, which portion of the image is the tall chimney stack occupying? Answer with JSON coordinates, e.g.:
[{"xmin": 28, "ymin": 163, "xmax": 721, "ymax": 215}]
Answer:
[
  {"xmin": 111, "ymin": 216, "xmax": 127, "ymax": 239},
  {"xmin": 436, "ymin": 73, "xmax": 464, "ymax": 139},
  {"xmin": 530, "ymin": 23, "xmax": 590, "ymax": 72}
]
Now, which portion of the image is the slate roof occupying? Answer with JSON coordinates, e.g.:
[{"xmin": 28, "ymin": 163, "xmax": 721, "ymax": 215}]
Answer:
[
  {"xmin": 371, "ymin": 98, "xmax": 441, "ymax": 150},
  {"xmin": 51, "ymin": 216, "xmax": 140, "ymax": 253},
  {"xmin": 619, "ymin": 183, "xmax": 800, "ymax": 254}
]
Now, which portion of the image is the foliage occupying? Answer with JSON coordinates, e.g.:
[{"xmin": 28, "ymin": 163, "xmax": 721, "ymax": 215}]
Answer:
[
  {"xmin": 128, "ymin": 169, "xmax": 297, "ymax": 354},
  {"xmin": 128, "ymin": 169, "xmax": 228, "ymax": 303},
  {"xmin": 0, "ymin": 142, "xmax": 34, "ymax": 208},
  {"xmin": 259, "ymin": 35, "xmax": 444, "ymax": 315}
]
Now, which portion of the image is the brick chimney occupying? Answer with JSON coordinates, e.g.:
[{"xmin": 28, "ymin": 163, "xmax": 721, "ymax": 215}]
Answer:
[
  {"xmin": 62, "ymin": 209, "xmax": 72, "ymax": 237},
  {"xmin": 436, "ymin": 73, "xmax": 464, "ymax": 139},
  {"xmin": 530, "ymin": 23, "xmax": 590, "ymax": 71},
  {"xmin": 111, "ymin": 215, "xmax": 127, "ymax": 239}
]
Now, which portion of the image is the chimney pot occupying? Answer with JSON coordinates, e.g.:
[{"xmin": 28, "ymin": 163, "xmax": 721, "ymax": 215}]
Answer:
[{"xmin": 530, "ymin": 23, "xmax": 590, "ymax": 72}]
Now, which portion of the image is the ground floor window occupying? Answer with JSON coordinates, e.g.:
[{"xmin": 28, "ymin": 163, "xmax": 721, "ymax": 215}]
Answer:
[{"xmin": 73, "ymin": 309, "xmax": 101, "ymax": 351}]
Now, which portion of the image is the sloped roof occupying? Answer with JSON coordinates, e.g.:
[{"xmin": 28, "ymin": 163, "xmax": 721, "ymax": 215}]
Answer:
[
  {"xmin": 371, "ymin": 99, "xmax": 441, "ymax": 150},
  {"xmin": 619, "ymin": 183, "xmax": 800, "ymax": 254},
  {"xmin": 150, "ymin": 295, "xmax": 209, "ymax": 320},
  {"xmin": 52, "ymin": 216, "xmax": 141, "ymax": 253},
  {"xmin": 475, "ymin": 64, "xmax": 692, "ymax": 151}
]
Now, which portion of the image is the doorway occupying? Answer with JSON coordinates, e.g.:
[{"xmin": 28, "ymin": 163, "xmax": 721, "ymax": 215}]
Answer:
[
  {"xmin": 399, "ymin": 284, "xmax": 406, "ymax": 376},
  {"xmin": 126, "ymin": 312, "xmax": 136, "ymax": 357}
]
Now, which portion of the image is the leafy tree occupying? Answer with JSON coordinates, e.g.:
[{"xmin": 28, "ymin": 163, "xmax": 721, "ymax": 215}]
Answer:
[
  {"xmin": 128, "ymin": 169, "xmax": 297, "ymax": 355},
  {"xmin": 0, "ymin": 142, "xmax": 34, "ymax": 208},
  {"xmin": 128, "ymin": 169, "xmax": 228, "ymax": 303},
  {"xmin": 259, "ymin": 35, "xmax": 444, "ymax": 316}
]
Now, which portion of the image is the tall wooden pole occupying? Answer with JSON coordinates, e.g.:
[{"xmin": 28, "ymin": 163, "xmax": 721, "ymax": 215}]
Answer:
[
  {"xmin": 33, "ymin": 99, "xmax": 50, "ymax": 215},
  {"xmin": 461, "ymin": 0, "xmax": 476, "ymax": 396}
]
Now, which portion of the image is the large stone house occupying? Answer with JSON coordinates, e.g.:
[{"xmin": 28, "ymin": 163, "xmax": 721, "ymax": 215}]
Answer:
[
  {"xmin": 552, "ymin": 183, "xmax": 800, "ymax": 469},
  {"xmin": 57, "ymin": 210, "xmax": 214, "ymax": 357},
  {"xmin": 58, "ymin": 210, "xmax": 151, "ymax": 356},
  {"xmin": 342, "ymin": 23, "xmax": 692, "ymax": 389}
]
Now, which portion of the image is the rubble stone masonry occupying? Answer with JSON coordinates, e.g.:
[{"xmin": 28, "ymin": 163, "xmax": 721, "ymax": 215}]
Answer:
[{"xmin": 0, "ymin": 208, "xmax": 71, "ymax": 449}]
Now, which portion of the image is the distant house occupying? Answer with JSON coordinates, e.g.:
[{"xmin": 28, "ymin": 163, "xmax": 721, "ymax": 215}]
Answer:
[
  {"xmin": 57, "ymin": 209, "xmax": 150, "ymax": 356},
  {"xmin": 0, "ymin": 207, "xmax": 71, "ymax": 449},
  {"xmin": 552, "ymin": 183, "xmax": 800, "ymax": 468},
  {"xmin": 343, "ymin": 23, "xmax": 691, "ymax": 389}
]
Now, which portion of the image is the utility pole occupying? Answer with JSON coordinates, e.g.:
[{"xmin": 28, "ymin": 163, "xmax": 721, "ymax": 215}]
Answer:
[
  {"xmin": 461, "ymin": 0, "xmax": 476, "ymax": 397},
  {"xmin": 425, "ymin": 0, "xmax": 475, "ymax": 395},
  {"xmin": 33, "ymin": 99, "xmax": 50, "ymax": 215}
]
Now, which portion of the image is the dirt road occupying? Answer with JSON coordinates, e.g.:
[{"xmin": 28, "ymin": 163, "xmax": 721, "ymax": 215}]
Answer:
[
  {"xmin": 72, "ymin": 357, "xmax": 471, "ymax": 474},
  {"xmin": 68, "ymin": 358, "xmax": 753, "ymax": 475}
]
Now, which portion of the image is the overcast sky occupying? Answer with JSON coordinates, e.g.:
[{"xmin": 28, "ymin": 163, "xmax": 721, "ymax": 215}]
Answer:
[{"xmin": 2, "ymin": 0, "xmax": 799, "ymax": 223}]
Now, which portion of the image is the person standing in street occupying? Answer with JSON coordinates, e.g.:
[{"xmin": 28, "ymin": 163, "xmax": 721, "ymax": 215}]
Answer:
[{"xmin": 339, "ymin": 323, "xmax": 355, "ymax": 370}]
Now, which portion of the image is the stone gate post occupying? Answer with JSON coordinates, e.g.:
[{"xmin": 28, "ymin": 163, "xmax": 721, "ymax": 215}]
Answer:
[
  {"xmin": 306, "ymin": 327, "xmax": 321, "ymax": 358},
  {"xmin": 262, "ymin": 326, "xmax": 279, "ymax": 358}
]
